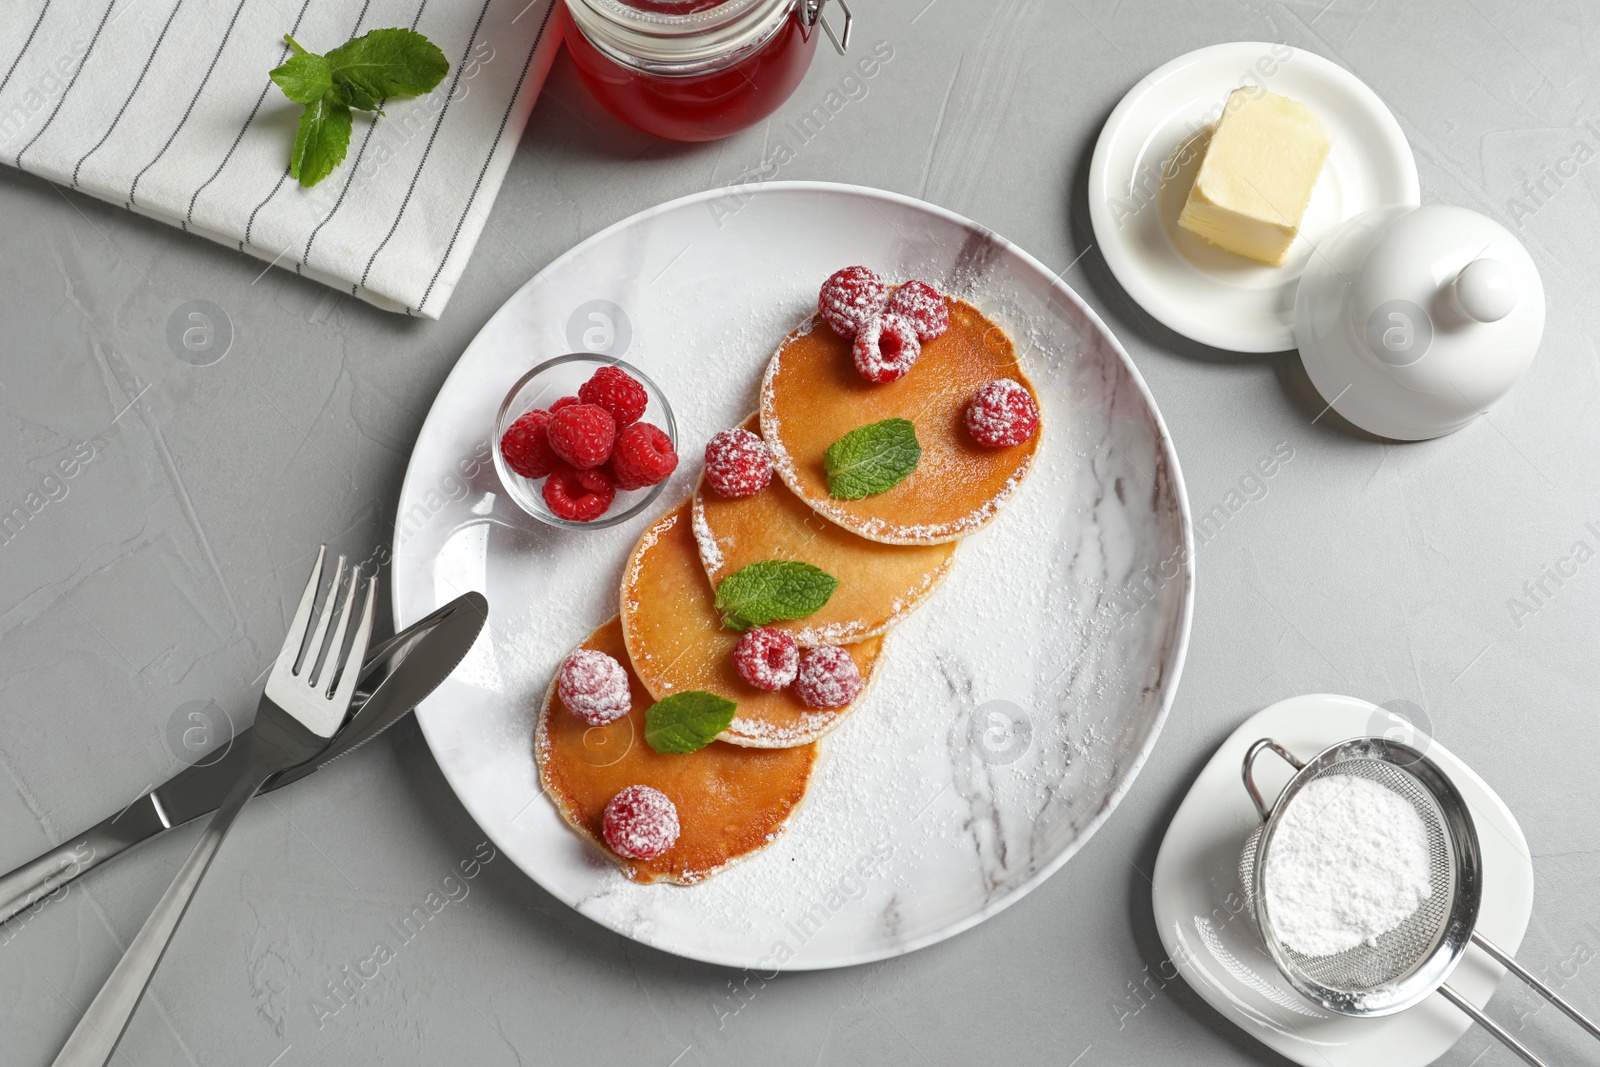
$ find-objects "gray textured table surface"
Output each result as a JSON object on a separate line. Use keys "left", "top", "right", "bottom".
{"left": 3, "top": 1, "right": 1597, "bottom": 1064}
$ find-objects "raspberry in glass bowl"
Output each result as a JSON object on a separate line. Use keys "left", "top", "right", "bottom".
{"left": 493, "top": 354, "right": 678, "bottom": 530}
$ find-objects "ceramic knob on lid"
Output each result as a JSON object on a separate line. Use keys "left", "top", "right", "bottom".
{"left": 1294, "top": 204, "right": 1545, "bottom": 440}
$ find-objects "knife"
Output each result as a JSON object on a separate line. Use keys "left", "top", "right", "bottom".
{"left": 0, "top": 591, "right": 487, "bottom": 928}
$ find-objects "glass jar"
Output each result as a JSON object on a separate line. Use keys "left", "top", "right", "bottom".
{"left": 562, "top": 0, "right": 850, "bottom": 142}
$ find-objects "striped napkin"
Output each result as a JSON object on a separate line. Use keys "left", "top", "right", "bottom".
{"left": 0, "top": 0, "right": 561, "bottom": 318}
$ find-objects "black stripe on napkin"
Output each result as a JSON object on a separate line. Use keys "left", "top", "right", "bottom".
{"left": 416, "top": 0, "right": 551, "bottom": 317}
{"left": 127, "top": 0, "right": 249, "bottom": 209}
{"left": 14, "top": 0, "right": 114, "bottom": 168}
{"left": 0, "top": 1, "right": 52, "bottom": 99}
{"left": 354, "top": 0, "right": 493, "bottom": 296}
{"left": 188, "top": 0, "right": 312, "bottom": 229}
{"left": 72, "top": 0, "right": 185, "bottom": 188}
{"left": 299, "top": 0, "right": 425, "bottom": 273}
{"left": 244, "top": 0, "right": 373, "bottom": 250}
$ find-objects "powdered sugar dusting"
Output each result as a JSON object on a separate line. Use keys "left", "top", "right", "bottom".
{"left": 689, "top": 489, "right": 726, "bottom": 573}
{"left": 724, "top": 707, "right": 841, "bottom": 746}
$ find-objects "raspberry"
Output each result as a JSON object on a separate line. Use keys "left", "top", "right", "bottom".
{"left": 966, "top": 379, "right": 1039, "bottom": 448}
{"left": 603, "top": 785, "right": 680, "bottom": 860}
{"left": 793, "top": 646, "right": 863, "bottom": 708}
{"left": 818, "top": 265, "right": 887, "bottom": 337}
{"left": 732, "top": 627, "right": 799, "bottom": 691}
{"left": 500, "top": 409, "right": 558, "bottom": 479}
{"left": 550, "top": 395, "right": 581, "bottom": 412}
{"left": 546, "top": 403, "right": 616, "bottom": 469}
{"left": 558, "top": 648, "right": 631, "bottom": 725}
{"left": 543, "top": 466, "right": 615, "bottom": 522}
{"left": 609, "top": 422, "right": 677, "bottom": 491}
{"left": 579, "top": 366, "right": 649, "bottom": 428}
{"left": 853, "top": 313, "right": 921, "bottom": 384}
{"left": 704, "top": 428, "right": 772, "bottom": 498}
{"left": 885, "top": 280, "right": 949, "bottom": 342}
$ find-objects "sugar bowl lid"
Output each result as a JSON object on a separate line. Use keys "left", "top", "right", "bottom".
{"left": 1294, "top": 204, "right": 1545, "bottom": 440}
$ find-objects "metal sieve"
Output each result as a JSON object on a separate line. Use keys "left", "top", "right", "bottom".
{"left": 1236, "top": 737, "right": 1600, "bottom": 1067}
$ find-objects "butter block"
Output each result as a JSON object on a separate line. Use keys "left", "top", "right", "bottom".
{"left": 1178, "top": 88, "right": 1332, "bottom": 266}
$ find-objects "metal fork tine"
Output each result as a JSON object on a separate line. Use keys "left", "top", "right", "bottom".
{"left": 312, "top": 571, "right": 360, "bottom": 696}
{"left": 273, "top": 546, "right": 326, "bottom": 680}
{"left": 300, "top": 555, "right": 347, "bottom": 682}
{"left": 330, "top": 579, "right": 377, "bottom": 713}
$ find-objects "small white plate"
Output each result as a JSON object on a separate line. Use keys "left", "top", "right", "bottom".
{"left": 1089, "top": 43, "right": 1420, "bottom": 353}
{"left": 391, "top": 182, "right": 1194, "bottom": 969}
{"left": 1151, "top": 693, "right": 1533, "bottom": 1067}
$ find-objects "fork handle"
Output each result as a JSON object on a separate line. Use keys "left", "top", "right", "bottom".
{"left": 49, "top": 746, "right": 273, "bottom": 1067}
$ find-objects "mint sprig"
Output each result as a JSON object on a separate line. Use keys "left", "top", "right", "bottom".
{"left": 824, "top": 418, "right": 921, "bottom": 499}
{"left": 270, "top": 29, "right": 448, "bottom": 187}
{"left": 714, "top": 560, "right": 839, "bottom": 630}
{"left": 644, "top": 691, "right": 737, "bottom": 754}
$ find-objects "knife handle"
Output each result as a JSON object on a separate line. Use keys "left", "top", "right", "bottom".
{"left": 0, "top": 594, "right": 483, "bottom": 932}
{"left": 0, "top": 805, "right": 163, "bottom": 929}
{"left": 0, "top": 750, "right": 290, "bottom": 931}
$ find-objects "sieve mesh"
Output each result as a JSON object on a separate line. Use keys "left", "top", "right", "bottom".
{"left": 1241, "top": 756, "right": 1456, "bottom": 993}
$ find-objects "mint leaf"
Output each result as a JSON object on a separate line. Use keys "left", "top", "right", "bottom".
{"left": 270, "top": 28, "right": 448, "bottom": 187}
{"left": 714, "top": 560, "right": 839, "bottom": 629}
{"left": 644, "top": 691, "right": 737, "bottom": 754}
{"left": 327, "top": 28, "right": 449, "bottom": 99}
{"left": 824, "top": 418, "right": 921, "bottom": 499}
{"left": 269, "top": 52, "right": 333, "bottom": 104}
{"left": 290, "top": 94, "right": 351, "bottom": 188}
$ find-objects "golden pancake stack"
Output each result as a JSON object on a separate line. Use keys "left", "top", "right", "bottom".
{"left": 536, "top": 280, "right": 1041, "bottom": 883}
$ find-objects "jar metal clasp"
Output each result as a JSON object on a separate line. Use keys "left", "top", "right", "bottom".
{"left": 801, "top": 0, "right": 852, "bottom": 55}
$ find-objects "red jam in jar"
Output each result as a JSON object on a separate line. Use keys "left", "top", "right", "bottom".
{"left": 562, "top": 0, "right": 837, "bottom": 142}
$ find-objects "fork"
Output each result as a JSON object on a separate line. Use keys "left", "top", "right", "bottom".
{"left": 52, "top": 547, "right": 376, "bottom": 1067}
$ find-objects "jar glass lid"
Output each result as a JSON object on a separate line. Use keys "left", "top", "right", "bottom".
{"left": 570, "top": 0, "right": 797, "bottom": 66}
{"left": 587, "top": 0, "right": 773, "bottom": 33}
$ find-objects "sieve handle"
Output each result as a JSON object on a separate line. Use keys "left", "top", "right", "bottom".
{"left": 1471, "top": 931, "right": 1600, "bottom": 1042}
{"left": 1241, "top": 738, "right": 1305, "bottom": 823}
{"left": 1438, "top": 984, "right": 1550, "bottom": 1067}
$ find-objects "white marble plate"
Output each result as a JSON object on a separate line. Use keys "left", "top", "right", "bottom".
{"left": 391, "top": 182, "right": 1193, "bottom": 969}
{"left": 1089, "top": 42, "right": 1420, "bottom": 353}
{"left": 1152, "top": 694, "right": 1534, "bottom": 1066}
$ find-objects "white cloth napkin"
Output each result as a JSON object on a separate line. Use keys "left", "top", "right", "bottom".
{"left": 0, "top": 0, "right": 561, "bottom": 318}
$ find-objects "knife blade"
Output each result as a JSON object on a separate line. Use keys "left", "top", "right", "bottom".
{"left": 0, "top": 591, "right": 487, "bottom": 928}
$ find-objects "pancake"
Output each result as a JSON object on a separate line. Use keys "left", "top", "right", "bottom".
{"left": 692, "top": 415, "right": 958, "bottom": 646}
{"left": 759, "top": 298, "right": 1041, "bottom": 545}
{"left": 536, "top": 617, "right": 817, "bottom": 884}
{"left": 621, "top": 502, "right": 883, "bottom": 747}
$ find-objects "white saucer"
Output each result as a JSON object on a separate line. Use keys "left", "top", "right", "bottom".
{"left": 1088, "top": 43, "right": 1420, "bottom": 353}
{"left": 1151, "top": 693, "right": 1533, "bottom": 1067}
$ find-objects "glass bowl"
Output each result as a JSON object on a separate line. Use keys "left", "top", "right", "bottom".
{"left": 492, "top": 354, "right": 678, "bottom": 529}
